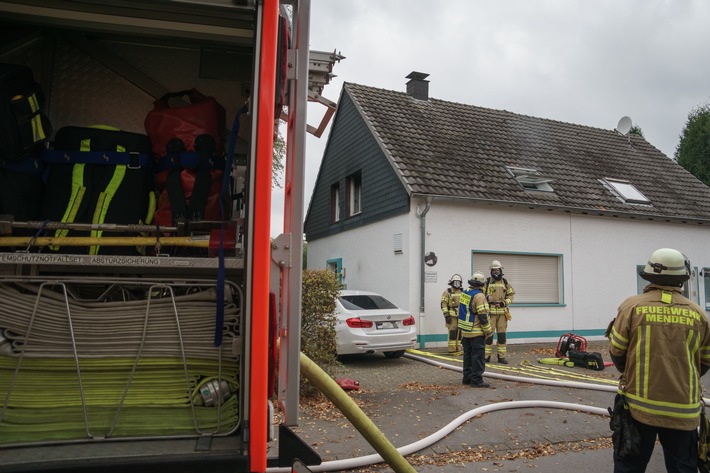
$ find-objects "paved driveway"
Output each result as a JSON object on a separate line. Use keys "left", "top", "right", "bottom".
{"left": 283, "top": 341, "right": 699, "bottom": 472}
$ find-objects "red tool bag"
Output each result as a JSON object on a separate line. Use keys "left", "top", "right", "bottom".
{"left": 144, "top": 89, "right": 227, "bottom": 226}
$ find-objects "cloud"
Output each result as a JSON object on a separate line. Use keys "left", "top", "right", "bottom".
{"left": 270, "top": 0, "right": 710, "bottom": 237}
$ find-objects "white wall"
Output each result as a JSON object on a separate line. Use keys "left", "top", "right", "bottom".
{"left": 306, "top": 213, "right": 412, "bottom": 310}
{"left": 308, "top": 198, "right": 710, "bottom": 347}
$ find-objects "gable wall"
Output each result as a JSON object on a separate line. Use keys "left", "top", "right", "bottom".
{"left": 304, "top": 93, "right": 409, "bottom": 241}
{"left": 306, "top": 212, "right": 413, "bottom": 311}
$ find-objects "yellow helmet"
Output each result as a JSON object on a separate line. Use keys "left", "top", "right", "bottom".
{"left": 490, "top": 260, "right": 503, "bottom": 270}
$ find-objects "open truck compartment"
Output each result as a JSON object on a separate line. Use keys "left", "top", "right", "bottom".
{"left": 0, "top": 1, "right": 301, "bottom": 471}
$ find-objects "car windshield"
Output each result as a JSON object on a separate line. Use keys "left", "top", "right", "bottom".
{"left": 339, "top": 295, "right": 397, "bottom": 310}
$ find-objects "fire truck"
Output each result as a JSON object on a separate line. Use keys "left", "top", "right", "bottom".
{"left": 0, "top": 1, "right": 339, "bottom": 471}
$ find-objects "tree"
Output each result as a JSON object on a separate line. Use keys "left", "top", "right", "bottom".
{"left": 630, "top": 125, "right": 644, "bottom": 138}
{"left": 272, "top": 128, "right": 285, "bottom": 188}
{"left": 675, "top": 103, "right": 710, "bottom": 187}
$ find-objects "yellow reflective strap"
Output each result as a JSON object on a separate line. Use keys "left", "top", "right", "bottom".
{"left": 50, "top": 164, "right": 86, "bottom": 251}
{"left": 89, "top": 164, "right": 127, "bottom": 255}
{"left": 145, "top": 191, "right": 156, "bottom": 225}
{"left": 687, "top": 330, "right": 701, "bottom": 404}
{"left": 28, "top": 93, "right": 46, "bottom": 142}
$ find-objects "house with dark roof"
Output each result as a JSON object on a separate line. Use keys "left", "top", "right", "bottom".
{"left": 304, "top": 71, "right": 710, "bottom": 348}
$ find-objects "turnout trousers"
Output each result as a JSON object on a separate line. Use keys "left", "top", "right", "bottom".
{"left": 462, "top": 336, "right": 486, "bottom": 385}
{"left": 613, "top": 416, "right": 697, "bottom": 473}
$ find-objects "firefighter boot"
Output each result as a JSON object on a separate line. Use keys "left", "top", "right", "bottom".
{"left": 497, "top": 334, "right": 508, "bottom": 364}
{"left": 485, "top": 335, "right": 493, "bottom": 363}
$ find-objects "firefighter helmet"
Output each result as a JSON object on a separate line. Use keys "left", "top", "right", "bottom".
{"left": 639, "top": 248, "right": 691, "bottom": 286}
{"left": 490, "top": 260, "right": 503, "bottom": 280}
{"left": 468, "top": 272, "right": 486, "bottom": 287}
{"left": 448, "top": 274, "right": 463, "bottom": 289}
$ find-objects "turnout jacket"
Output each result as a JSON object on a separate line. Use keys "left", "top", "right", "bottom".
{"left": 609, "top": 284, "right": 710, "bottom": 431}
{"left": 458, "top": 287, "right": 491, "bottom": 338}
{"left": 485, "top": 277, "right": 515, "bottom": 317}
{"left": 441, "top": 288, "right": 462, "bottom": 318}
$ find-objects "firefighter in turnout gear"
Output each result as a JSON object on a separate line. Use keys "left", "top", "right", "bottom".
{"left": 608, "top": 248, "right": 710, "bottom": 473}
{"left": 441, "top": 274, "right": 464, "bottom": 354}
{"left": 484, "top": 260, "right": 515, "bottom": 364}
{"left": 459, "top": 272, "right": 493, "bottom": 388}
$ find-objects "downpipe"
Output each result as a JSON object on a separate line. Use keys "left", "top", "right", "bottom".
{"left": 417, "top": 196, "right": 432, "bottom": 350}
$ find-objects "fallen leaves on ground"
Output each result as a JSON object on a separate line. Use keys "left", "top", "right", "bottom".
{"left": 354, "top": 437, "right": 613, "bottom": 472}
{"left": 399, "top": 381, "right": 461, "bottom": 395}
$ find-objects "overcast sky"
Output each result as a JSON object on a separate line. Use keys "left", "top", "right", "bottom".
{"left": 270, "top": 0, "right": 710, "bottom": 238}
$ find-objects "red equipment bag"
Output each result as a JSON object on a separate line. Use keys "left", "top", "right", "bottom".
{"left": 556, "top": 332, "right": 587, "bottom": 358}
{"left": 144, "top": 89, "right": 227, "bottom": 226}
{"left": 145, "top": 89, "right": 225, "bottom": 160}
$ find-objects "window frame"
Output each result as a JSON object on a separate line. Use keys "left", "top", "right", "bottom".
{"left": 472, "top": 251, "right": 564, "bottom": 306}
{"left": 601, "top": 178, "right": 651, "bottom": 205}
{"left": 345, "top": 171, "right": 362, "bottom": 217}
{"left": 330, "top": 183, "right": 340, "bottom": 223}
{"left": 506, "top": 166, "right": 555, "bottom": 193}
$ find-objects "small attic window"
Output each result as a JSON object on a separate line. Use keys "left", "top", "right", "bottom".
{"left": 601, "top": 178, "right": 650, "bottom": 204}
{"left": 506, "top": 166, "right": 555, "bottom": 192}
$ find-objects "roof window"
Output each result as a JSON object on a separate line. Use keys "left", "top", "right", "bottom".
{"left": 506, "top": 166, "right": 555, "bottom": 192}
{"left": 601, "top": 178, "right": 650, "bottom": 204}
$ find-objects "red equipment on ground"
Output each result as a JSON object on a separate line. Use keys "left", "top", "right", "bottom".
{"left": 556, "top": 332, "right": 587, "bottom": 358}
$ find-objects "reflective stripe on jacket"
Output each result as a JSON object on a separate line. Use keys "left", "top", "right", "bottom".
{"left": 458, "top": 287, "right": 491, "bottom": 337}
{"left": 485, "top": 277, "right": 515, "bottom": 316}
{"left": 441, "top": 288, "right": 462, "bottom": 317}
{"left": 609, "top": 284, "right": 710, "bottom": 430}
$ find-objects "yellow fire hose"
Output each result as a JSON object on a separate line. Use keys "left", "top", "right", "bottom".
{"left": 299, "top": 351, "right": 417, "bottom": 473}
{"left": 0, "top": 236, "right": 208, "bottom": 248}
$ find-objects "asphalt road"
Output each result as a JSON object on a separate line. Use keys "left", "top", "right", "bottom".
{"left": 277, "top": 341, "right": 701, "bottom": 472}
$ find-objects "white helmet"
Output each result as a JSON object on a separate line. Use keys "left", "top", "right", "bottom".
{"left": 448, "top": 274, "right": 463, "bottom": 289}
{"left": 490, "top": 260, "right": 503, "bottom": 270}
{"left": 639, "top": 248, "right": 691, "bottom": 286}
{"left": 468, "top": 272, "right": 486, "bottom": 287}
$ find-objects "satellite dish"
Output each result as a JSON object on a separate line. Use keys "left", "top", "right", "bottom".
{"left": 616, "top": 116, "right": 633, "bottom": 135}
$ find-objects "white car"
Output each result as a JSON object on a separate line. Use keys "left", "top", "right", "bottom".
{"left": 334, "top": 290, "right": 417, "bottom": 358}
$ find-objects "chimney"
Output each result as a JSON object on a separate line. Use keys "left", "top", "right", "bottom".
{"left": 405, "top": 71, "right": 429, "bottom": 100}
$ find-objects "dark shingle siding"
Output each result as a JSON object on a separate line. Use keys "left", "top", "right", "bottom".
{"left": 345, "top": 82, "right": 710, "bottom": 222}
{"left": 305, "top": 93, "right": 409, "bottom": 241}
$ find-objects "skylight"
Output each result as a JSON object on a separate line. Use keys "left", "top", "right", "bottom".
{"left": 506, "top": 166, "right": 555, "bottom": 192}
{"left": 601, "top": 178, "right": 650, "bottom": 204}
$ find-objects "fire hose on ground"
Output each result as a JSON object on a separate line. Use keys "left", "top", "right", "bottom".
{"left": 270, "top": 350, "right": 705, "bottom": 473}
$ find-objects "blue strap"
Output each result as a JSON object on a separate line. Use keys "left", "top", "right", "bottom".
{"left": 1, "top": 156, "right": 43, "bottom": 174}
{"left": 42, "top": 149, "right": 151, "bottom": 168}
{"left": 214, "top": 105, "right": 247, "bottom": 347}
{"left": 155, "top": 152, "right": 226, "bottom": 172}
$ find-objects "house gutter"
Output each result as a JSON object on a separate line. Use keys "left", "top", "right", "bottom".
{"left": 410, "top": 193, "right": 710, "bottom": 226}
{"left": 417, "top": 196, "right": 432, "bottom": 349}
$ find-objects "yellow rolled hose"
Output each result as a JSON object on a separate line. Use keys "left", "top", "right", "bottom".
{"left": 0, "top": 236, "right": 209, "bottom": 247}
{"left": 299, "top": 351, "right": 417, "bottom": 473}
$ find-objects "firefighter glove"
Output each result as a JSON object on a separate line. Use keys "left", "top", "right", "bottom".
{"left": 445, "top": 316, "right": 452, "bottom": 325}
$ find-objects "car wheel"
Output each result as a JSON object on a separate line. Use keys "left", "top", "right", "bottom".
{"left": 383, "top": 350, "right": 405, "bottom": 359}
